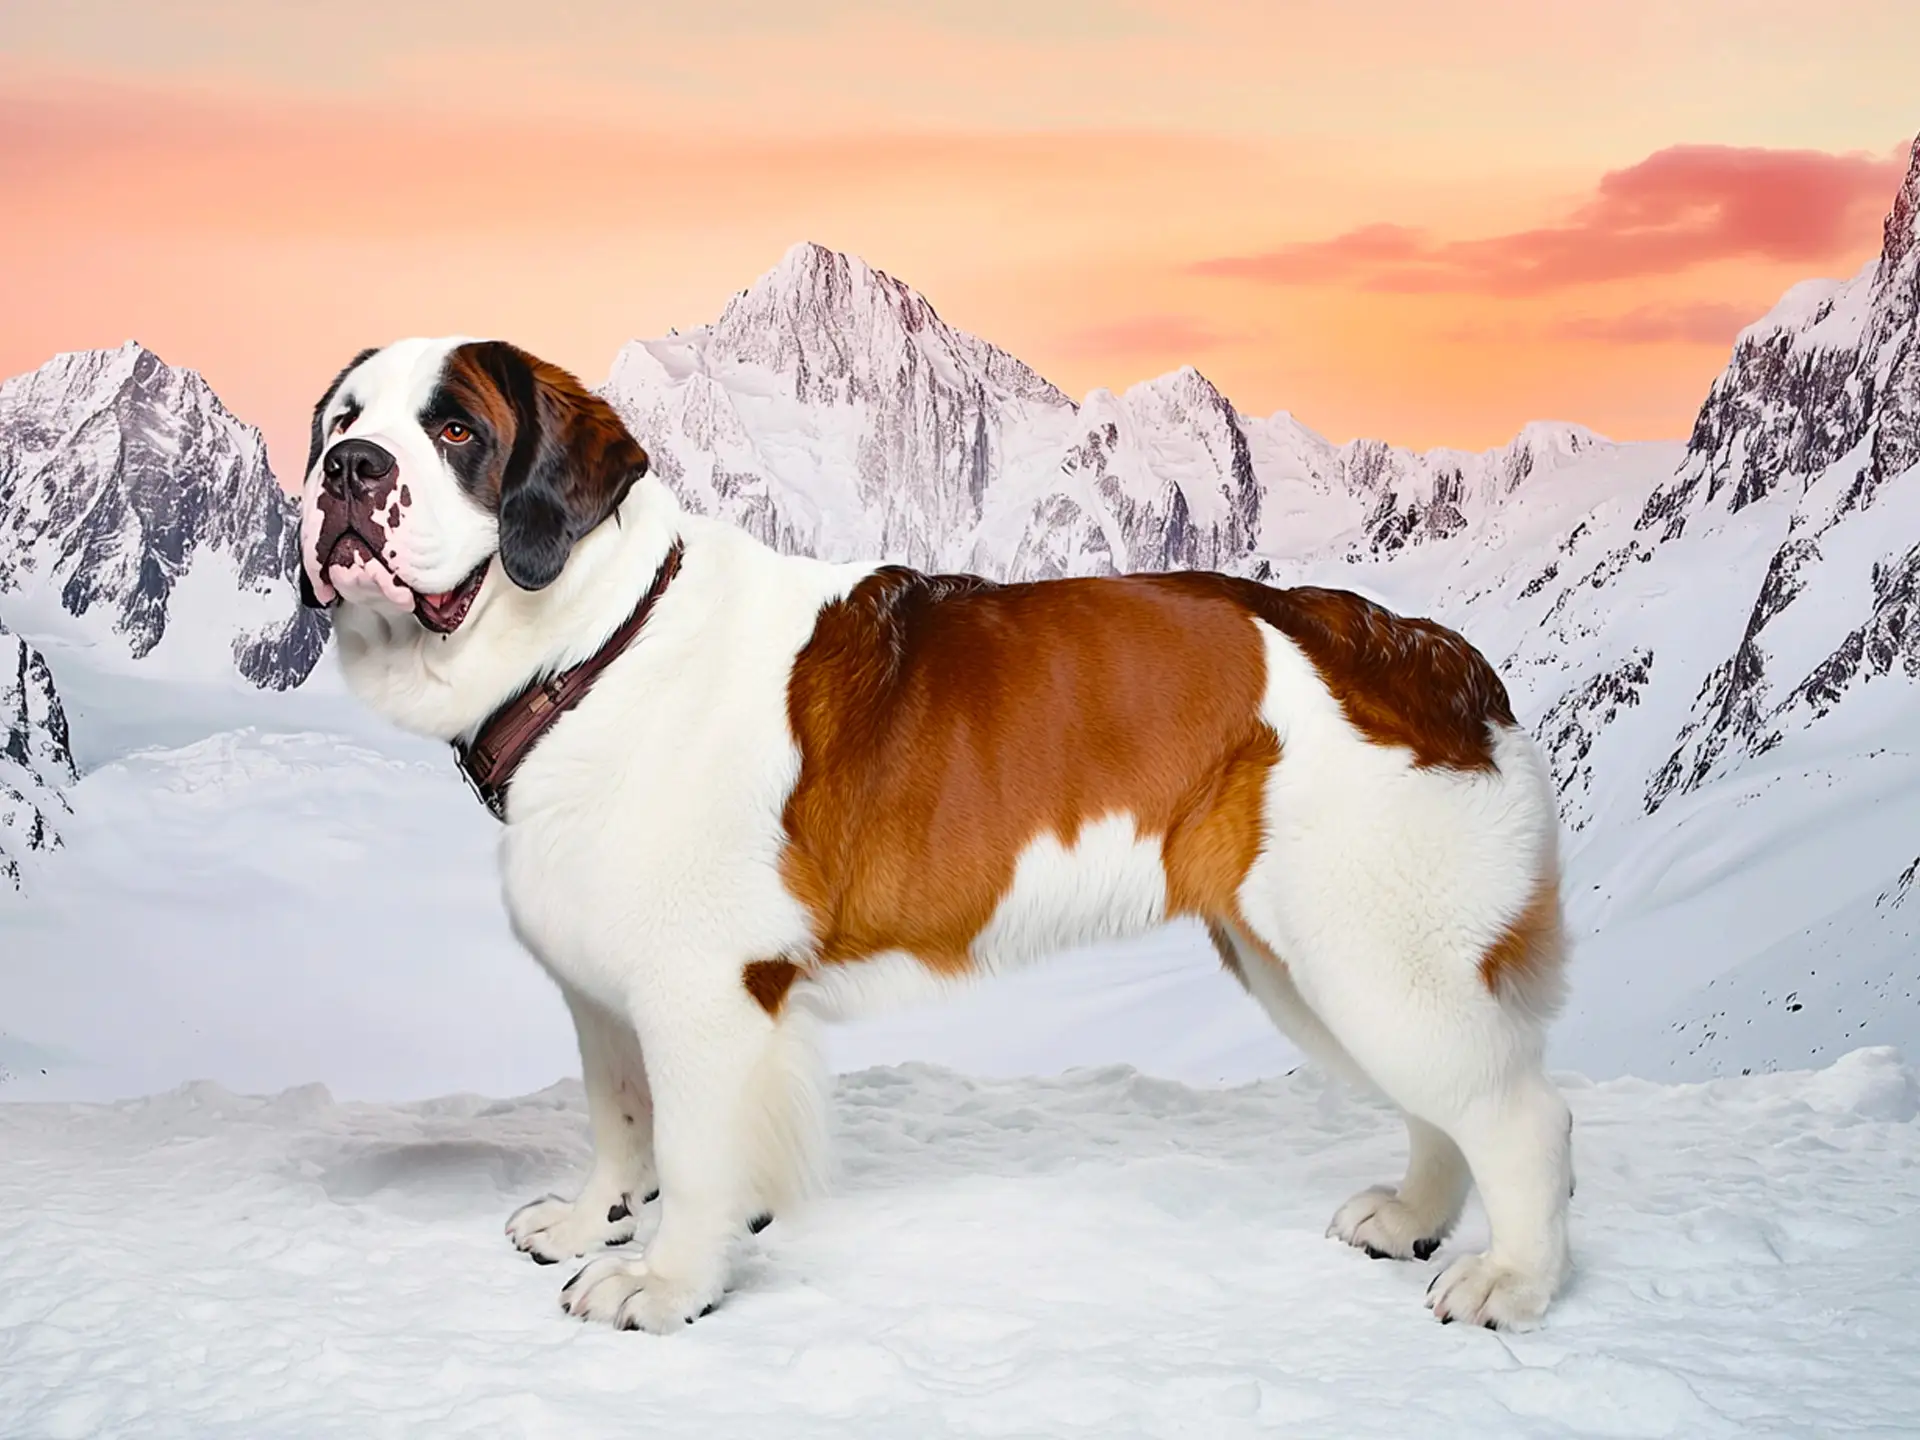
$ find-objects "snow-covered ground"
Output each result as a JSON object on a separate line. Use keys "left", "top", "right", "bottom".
{"left": 3, "top": 1049, "right": 1915, "bottom": 1438}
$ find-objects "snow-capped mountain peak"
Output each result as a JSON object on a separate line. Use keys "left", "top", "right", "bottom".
{"left": 1646, "top": 135, "right": 1920, "bottom": 537}
{"left": 711, "top": 240, "right": 1072, "bottom": 411}
{"left": 1633, "top": 137, "right": 1920, "bottom": 808}
{"left": 604, "top": 243, "right": 1635, "bottom": 581}
{"left": 604, "top": 243, "right": 1082, "bottom": 572}
{"left": 0, "top": 341, "right": 327, "bottom": 690}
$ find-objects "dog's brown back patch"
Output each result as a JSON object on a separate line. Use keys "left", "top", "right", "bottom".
{"left": 1243, "top": 581, "right": 1515, "bottom": 772}
{"left": 780, "top": 569, "right": 1276, "bottom": 978}
{"left": 773, "top": 567, "right": 1518, "bottom": 995}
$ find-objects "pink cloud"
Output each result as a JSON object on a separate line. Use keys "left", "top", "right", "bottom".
{"left": 1443, "top": 300, "right": 1760, "bottom": 348}
{"left": 1548, "top": 301, "right": 1756, "bottom": 345}
{"left": 1195, "top": 144, "right": 1905, "bottom": 295}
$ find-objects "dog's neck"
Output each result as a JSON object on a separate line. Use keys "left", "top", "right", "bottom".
{"left": 453, "top": 536, "right": 684, "bottom": 819}
{"left": 330, "top": 477, "right": 687, "bottom": 745}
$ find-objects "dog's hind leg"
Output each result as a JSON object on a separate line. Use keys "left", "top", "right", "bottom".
{"left": 1327, "top": 1115, "right": 1471, "bottom": 1262}
{"left": 507, "top": 985, "right": 657, "bottom": 1264}
{"left": 1235, "top": 859, "right": 1572, "bottom": 1329}
{"left": 1212, "top": 920, "right": 1470, "bottom": 1262}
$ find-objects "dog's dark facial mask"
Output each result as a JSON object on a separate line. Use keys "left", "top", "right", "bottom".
{"left": 433, "top": 341, "right": 652, "bottom": 593}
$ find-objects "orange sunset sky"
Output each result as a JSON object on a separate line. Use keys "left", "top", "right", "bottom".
{"left": 4, "top": 1, "right": 1917, "bottom": 481}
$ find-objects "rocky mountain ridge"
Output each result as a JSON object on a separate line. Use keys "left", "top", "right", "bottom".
{"left": 1640, "top": 137, "right": 1920, "bottom": 812}
{"left": 600, "top": 242, "right": 1614, "bottom": 581}
{"left": 0, "top": 613, "right": 76, "bottom": 892}
{"left": 0, "top": 340, "right": 327, "bottom": 691}
{"left": 1322, "top": 134, "right": 1920, "bottom": 1077}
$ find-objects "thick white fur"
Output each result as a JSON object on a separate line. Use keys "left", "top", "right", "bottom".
{"left": 313, "top": 341, "right": 1572, "bottom": 1334}
{"left": 1235, "top": 626, "right": 1572, "bottom": 1325}
{"left": 973, "top": 814, "right": 1168, "bottom": 976}
{"left": 505, "top": 986, "right": 653, "bottom": 1264}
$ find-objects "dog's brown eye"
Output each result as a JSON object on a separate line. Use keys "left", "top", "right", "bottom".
{"left": 330, "top": 413, "right": 350, "bottom": 436}
{"left": 440, "top": 421, "right": 472, "bottom": 444}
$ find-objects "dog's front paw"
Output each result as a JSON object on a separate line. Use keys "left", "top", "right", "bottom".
{"left": 558, "top": 1254, "right": 724, "bottom": 1332}
{"left": 506, "top": 1190, "right": 651, "bottom": 1264}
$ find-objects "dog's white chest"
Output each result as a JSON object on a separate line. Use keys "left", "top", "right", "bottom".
{"left": 492, "top": 545, "right": 868, "bottom": 1011}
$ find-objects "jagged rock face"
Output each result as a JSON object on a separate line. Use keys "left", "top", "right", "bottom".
{"left": 1644, "top": 142, "right": 1920, "bottom": 536}
{"left": 1535, "top": 649, "right": 1654, "bottom": 833}
{"left": 1639, "top": 136, "right": 1920, "bottom": 812}
{"left": 1338, "top": 422, "right": 1609, "bottom": 560}
{"left": 1643, "top": 536, "right": 1818, "bottom": 808}
{"left": 0, "top": 615, "right": 76, "bottom": 894}
{"left": 1032, "top": 368, "right": 1263, "bottom": 577}
{"left": 1304, "top": 136, "right": 1920, "bottom": 1078}
{"left": 1777, "top": 542, "right": 1920, "bottom": 725}
{"left": 0, "top": 342, "right": 328, "bottom": 689}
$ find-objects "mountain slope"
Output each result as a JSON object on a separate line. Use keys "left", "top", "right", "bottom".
{"left": 0, "top": 342, "right": 328, "bottom": 690}
{"left": 1643, "top": 136, "right": 1920, "bottom": 810}
{"left": 1295, "top": 135, "right": 1920, "bottom": 1078}
{"left": 603, "top": 243, "right": 1079, "bottom": 573}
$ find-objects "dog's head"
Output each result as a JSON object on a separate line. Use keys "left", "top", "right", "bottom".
{"left": 298, "top": 338, "right": 649, "bottom": 634}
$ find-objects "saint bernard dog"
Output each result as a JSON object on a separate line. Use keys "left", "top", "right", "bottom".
{"left": 299, "top": 337, "right": 1574, "bottom": 1334}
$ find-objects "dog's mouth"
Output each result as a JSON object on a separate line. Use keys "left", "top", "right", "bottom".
{"left": 322, "top": 530, "right": 489, "bottom": 635}
{"left": 413, "top": 557, "right": 491, "bottom": 635}
{"left": 325, "top": 531, "right": 379, "bottom": 576}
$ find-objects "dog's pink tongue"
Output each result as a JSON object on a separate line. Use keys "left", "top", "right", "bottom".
{"left": 425, "top": 580, "right": 477, "bottom": 623}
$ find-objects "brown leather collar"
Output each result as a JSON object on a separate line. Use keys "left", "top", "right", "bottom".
{"left": 453, "top": 539, "right": 685, "bottom": 820}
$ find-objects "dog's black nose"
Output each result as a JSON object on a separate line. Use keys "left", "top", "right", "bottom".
{"left": 322, "top": 438, "right": 396, "bottom": 497}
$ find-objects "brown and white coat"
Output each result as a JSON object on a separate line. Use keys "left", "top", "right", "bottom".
{"left": 302, "top": 337, "right": 1574, "bottom": 1337}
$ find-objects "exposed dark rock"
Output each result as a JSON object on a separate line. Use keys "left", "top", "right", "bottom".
{"left": 1535, "top": 650, "right": 1653, "bottom": 830}
{"left": 0, "top": 615, "right": 75, "bottom": 893}
{"left": 0, "top": 342, "right": 328, "bottom": 689}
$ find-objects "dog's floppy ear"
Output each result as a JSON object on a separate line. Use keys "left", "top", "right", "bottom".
{"left": 468, "top": 342, "right": 649, "bottom": 591}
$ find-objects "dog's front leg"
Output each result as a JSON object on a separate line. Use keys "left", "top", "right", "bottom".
{"left": 507, "top": 987, "right": 657, "bottom": 1263}
{"left": 560, "top": 958, "right": 803, "bottom": 1331}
